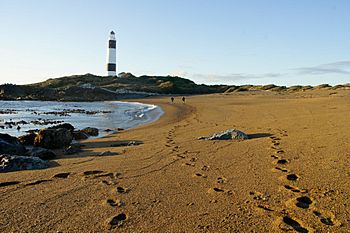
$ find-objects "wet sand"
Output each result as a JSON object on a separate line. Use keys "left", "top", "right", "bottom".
{"left": 1, "top": 89, "right": 350, "bottom": 232}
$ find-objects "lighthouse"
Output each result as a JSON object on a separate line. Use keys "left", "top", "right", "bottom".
{"left": 107, "top": 31, "right": 117, "bottom": 76}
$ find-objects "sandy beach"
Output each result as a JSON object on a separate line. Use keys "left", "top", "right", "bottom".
{"left": 1, "top": 90, "right": 350, "bottom": 232}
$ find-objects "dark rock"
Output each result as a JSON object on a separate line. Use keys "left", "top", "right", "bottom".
{"left": 64, "top": 145, "right": 83, "bottom": 155}
{"left": 0, "top": 133, "right": 27, "bottom": 155}
{"left": 72, "top": 130, "right": 89, "bottom": 140}
{"left": 110, "top": 140, "right": 142, "bottom": 147}
{"left": 0, "top": 154, "right": 49, "bottom": 172}
{"left": 34, "top": 128, "right": 73, "bottom": 149}
{"left": 104, "top": 129, "right": 117, "bottom": 134}
{"left": 48, "top": 123, "right": 75, "bottom": 132}
{"left": 18, "top": 133, "right": 37, "bottom": 146}
{"left": 81, "top": 127, "right": 99, "bottom": 136}
{"left": 199, "top": 129, "right": 248, "bottom": 140}
{"left": 26, "top": 147, "right": 56, "bottom": 160}
{"left": 98, "top": 151, "right": 117, "bottom": 156}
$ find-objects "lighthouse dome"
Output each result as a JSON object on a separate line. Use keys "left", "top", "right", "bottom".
{"left": 109, "top": 31, "right": 116, "bottom": 40}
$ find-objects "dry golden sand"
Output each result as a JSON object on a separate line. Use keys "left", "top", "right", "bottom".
{"left": 1, "top": 90, "right": 350, "bottom": 232}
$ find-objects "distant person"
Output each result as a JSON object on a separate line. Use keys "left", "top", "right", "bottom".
{"left": 171, "top": 97, "right": 174, "bottom": 103}
{"left": 182, "top": 96, "right": 186, "bottom": 103}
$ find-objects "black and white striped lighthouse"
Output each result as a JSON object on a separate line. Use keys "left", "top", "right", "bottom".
{"left": 107, "top": 31, "right": 117, "bottom": 76}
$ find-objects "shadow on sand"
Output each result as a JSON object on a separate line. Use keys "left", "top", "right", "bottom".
{"left": 81, "top": 140, "right": 143, "bottom": 149}
{"left": 248, "top": 133, "right": 273, "bottom": 139}
{"left": 51, "top": 139, "right": 143, "bottom": 162}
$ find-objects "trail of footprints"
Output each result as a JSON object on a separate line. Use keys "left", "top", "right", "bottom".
{"left": 82, "top": 170, "right": 129, "bottom": 229}
{"left": 1, "top": 127, "right": 340, "bottom": 231}
{"left": 0, "top": 169, "right": 129, "bottom": 229}
{"left": 265, "top": 130, "right": 338, "bottom": 231}
{"left": 167, "top": 125, "right": 233, "bottom": 206}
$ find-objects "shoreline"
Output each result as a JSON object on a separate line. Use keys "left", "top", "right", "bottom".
{"left": 1, "top": 90, "right": 349, "bottom": 232}
{"left": 0, "top": 100, "right": 164, "bottom": 138}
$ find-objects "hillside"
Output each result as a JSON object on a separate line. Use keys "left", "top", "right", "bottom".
{"left": 0, "top": 73, "right": 349, "bottom": 101}
{"left": 0, "top": 73, "right": 228, "bottom": 101}
{"left": 30, "top": 72, "right": 229, "bottom": 94}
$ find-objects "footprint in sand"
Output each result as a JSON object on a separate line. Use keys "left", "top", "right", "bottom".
{"left": 172, "top": 148, "right": 179, "bottom": 152}
{"left": 217, "top": 177, "right": 227, "bottom": 184}
{"left": 0, "top": 181, "right": 20, "bottom": 187}
{"left": 53, "top": 172, "right": 70, "bottom": 179}
{"left": 269, "top": 136, "right": 281, "bottom": 141}
{"left": 286, "top": 174, "right": 299, "bottom": 181}
{"left": 208, "top": 187, "right": 226, "bottom": 193}
{"left": 313, "top": 210, "right": 336, "bottom": 226}
{"left": 83, "top": 170, "right": 104, "bottom": 176}
{"left": 183, "top": 162, "right": 195, "bottom": 167}
{"left": 271, "top": 155, "right": 279, "bottom": 159}
{"left": 271, "top": 141, "right": 280, "bottom": 146}
{"left": 275, "top": 149, "right": 285, "bottom": 154}
{"left": 276, "top": 159, "right": 289, "bottom": 165}
{"left": 109, "top": 213, "right": 128, "bottom": 228}
{"left": 282, "top": 216, "right": 310, "bottom": 233}
{"left": 25, "top": 179, "right": 52, "bottom": 186}
{"left": 106, "top": 198, "right": 124, "bottom": 207}
{"left": 116, "top": 186, "right": 128, "bottom": 194}
{"left": 94, "top": 172, "right": 115, "bottom": 178}
{"left": 284, "top": 185, "right": 307, "bottom": 193}
{"left": 274, "top": 167, "right": 289, "bottom": 172}
{"left": 176, "top": 154, "right": 186, "bottom": 159}
{"left": 295, "top": 196, "right": 313, "bottom": 209}
{"left": 193, "top": 173, "right": 207, "bottom": 178}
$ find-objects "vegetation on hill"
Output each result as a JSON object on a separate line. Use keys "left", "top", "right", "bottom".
{"left": 0, "top": 73, "right": 349, "bottom": 101}
{"left": 30, "top": 73, "right": 229, "bottom": 94}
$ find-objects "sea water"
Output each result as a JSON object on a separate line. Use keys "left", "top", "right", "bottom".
{"left": 0, "top": 100, "right": 163, "bottom": 137}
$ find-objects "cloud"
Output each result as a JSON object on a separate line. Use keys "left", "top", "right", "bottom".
{"left": 180, "top": 60, "right": 350, "bottom": 85}
{"left": 191, "top": 72, "right": 284, "bottom": 83}
{"left": 294, "top": 61, "right": 350, "bottom": 75}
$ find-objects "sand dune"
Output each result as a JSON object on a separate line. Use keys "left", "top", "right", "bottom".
{"left": 1, "top": 90, "right": 350, "bottom": 232}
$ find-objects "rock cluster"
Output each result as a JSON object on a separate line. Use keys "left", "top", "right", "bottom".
{"left": 34, "top": 128, "right": 73, "bottom": 149}
{"left": 0, "top": 154, "right": 49, "bottom": 172}
{"left": 0, "top": 133, "right": 27, "bottom": 155}
{"left": 0, "top": 133, "right": 53, "bottom": 172}
{"left": 18, "top": 133, "right": 37, "bottom": 145}
{"left": 26, "top": 147, "right": 56, "bottom": 160}
{"left": 72, "top": 130, "right": 89, "bottom": 140}
{"left": 0, "top": 123, "right": 101, "bottom": 172}
{"left": 81, "top": 127, "right": 99, "bottom": 137}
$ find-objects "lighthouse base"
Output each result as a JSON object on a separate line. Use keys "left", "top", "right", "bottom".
{"left": 108, "top": 71, "right": 117, "bottom": 76}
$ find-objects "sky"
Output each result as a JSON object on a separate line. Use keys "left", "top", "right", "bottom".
{"left": 0, "top": 0, "right": 349, "bottom": 86}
